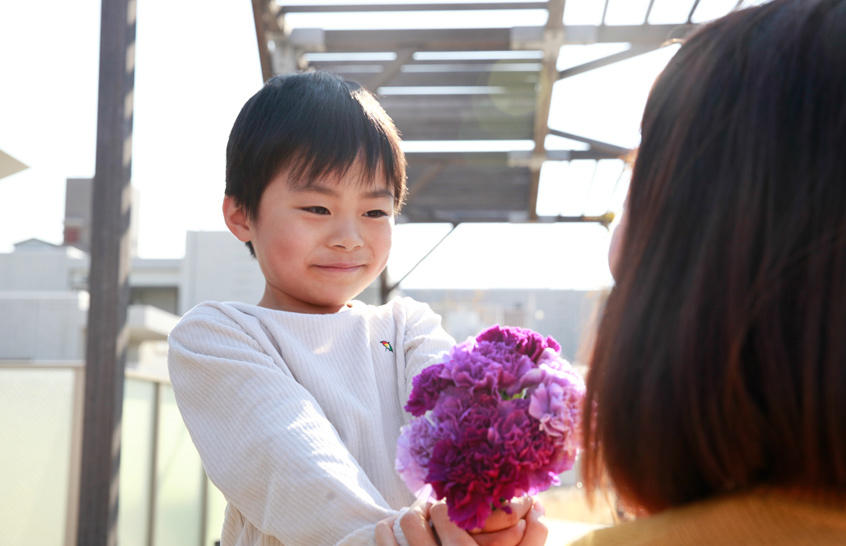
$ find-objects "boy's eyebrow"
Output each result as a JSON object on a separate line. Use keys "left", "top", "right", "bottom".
{"left": 296, "top": 184, "right": 394, "bottom": 200}
{"left": 362, "top": 188, "right": 395, "bottom": 200}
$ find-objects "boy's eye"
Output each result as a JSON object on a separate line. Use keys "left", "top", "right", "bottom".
{"left": 365, "top": 209, "right": 389, "bottom": 218}
{"left": 302, "top": 206, "right": 330, "bottom": 215}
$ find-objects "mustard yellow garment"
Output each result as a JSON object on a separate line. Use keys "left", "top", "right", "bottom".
{"left": 569, "top": 489, "right": 846, "bottom": 545}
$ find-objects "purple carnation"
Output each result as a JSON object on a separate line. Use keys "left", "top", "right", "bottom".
{"left": 396, "top": 325, "right": 585, "bottom": 531}
{"left": 396, "top": 418, "right": 437, "bottom": 493}
{"left": 476, "top": 325, "right": 561, "bottom": 362}
{"left": 405, "top": 363, "right": 451, "bottom": 416}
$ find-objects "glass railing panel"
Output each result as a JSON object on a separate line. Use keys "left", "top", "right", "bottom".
{"left": 0, "top": 368, "right": 75, "bottom": 546}
{"left": 153, "top": 385, "right": 203, "bottom": 546}
{"left": 119, "top": 378, "right": 156, "bottom": 546}
{"left": 205, "top": 477, "right": 227, "bottom": 545}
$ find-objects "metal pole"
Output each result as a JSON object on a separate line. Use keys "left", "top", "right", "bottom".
{"left": 146, "top": 383, "right": 161, "bottom": 546}
{"left": 76, "top": 0, "right": 137, "bottom": 543}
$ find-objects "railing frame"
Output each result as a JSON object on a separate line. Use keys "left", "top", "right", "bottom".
{"left": 0, "top": 361, "right": 215, "bottom": 546}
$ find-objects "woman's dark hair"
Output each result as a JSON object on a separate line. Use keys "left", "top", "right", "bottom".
{"left": 583, "top": 0, "right": 846, "bottom": 513}
{"left": 225, "top": 71, "right": 406, "bottom": 256}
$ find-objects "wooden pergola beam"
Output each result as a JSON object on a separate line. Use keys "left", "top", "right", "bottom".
{"left": 547, "top": 128, "right": 631, "bottom": 156}
{"left": 527, "top": 0, "right": 565, "bottom": 220}
{"left": 365, "top": 48, "right": 415, "bottom": 93}
{"left": 558, "top": 44, "right": 658, "bottom": 80}
{"left": 252, "top": 0, "right": 274, "bottom": 82}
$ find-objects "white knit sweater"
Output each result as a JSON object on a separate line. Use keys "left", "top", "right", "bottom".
{"left": 168, "top": 297, "right": 455, "bottom": 545}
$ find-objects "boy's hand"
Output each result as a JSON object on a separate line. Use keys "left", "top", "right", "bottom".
{"left": 462, "top": 496, "right": 548, "bottom": 546}
{"left": 379, "top": 497, "right": 547, "bottom": 546}
{"left": 472, "top": 496, "right": 533, "bottom": 534}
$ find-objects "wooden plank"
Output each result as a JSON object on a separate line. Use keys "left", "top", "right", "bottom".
{"left": 76, "top": 0, "right": 136, "bottom": 544}
{"left": 279, "top": 2, "right": 549, "bottom": 13}
{"left": 397, "top": 122, "right": 534, "bottom": 140}
{"left": 406, "top": 149, "right": 620, "bottom": 161}
{"left": 406, "top": 164, "right": 531, "bottom": 211}
{"left": 292, "top": 25, "right": 697, "bottom": 52}
{"left": 380, "top": 93, "right": 536, "bottom": 111}
{"left": 385, "top": 71, "right": 540, "bottom": 87}
{"left": 306, "top": 58, "right": 542, "bottom": 68}
{"left": 313, "top": 28, "right": 514, "bottom": 51}
{"left": 386, "top": 92, "right": 536, "bottom": 140}
{"left": 310, "top": 67, "right": 540, "bottom": 87}
{"left": 407, "top": 161, "right": 449, "bottom": 200}
{"left": 564, "top": 23, "right": 697, "bottom": 44}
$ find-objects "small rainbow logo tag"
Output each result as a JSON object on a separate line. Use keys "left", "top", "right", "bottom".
{"left": 380, "top": 340, "right": 393, "bottom": 352}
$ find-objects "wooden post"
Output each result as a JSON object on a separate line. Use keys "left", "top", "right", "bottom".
{"left": 527, "top": 0, "right": 566, "bottom": 220}
{"left": 76, "top": 0, "right": 137, "bottom": 544}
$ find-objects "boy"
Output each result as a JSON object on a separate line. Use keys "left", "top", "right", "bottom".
{"left": 168, "top": 72, "right": 540, "bottom": 545}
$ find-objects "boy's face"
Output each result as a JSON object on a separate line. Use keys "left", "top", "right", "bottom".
{"left": 227, "top": 160, "right": 394, "bottom": 313}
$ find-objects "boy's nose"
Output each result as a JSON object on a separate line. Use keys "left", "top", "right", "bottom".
{"left": 330, "top": 219, "right": 364, "bottom": 250}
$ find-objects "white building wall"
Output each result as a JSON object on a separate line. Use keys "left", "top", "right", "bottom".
{"left": 0, "top": 292, "right": 88, "bottom": 360}
{"left": 0, "top": 245, "right": 87, "bottom": 291}
{"left": 129, "top": 258, "right": 181, "bottom": 287}
{"left": 180, "top": 231, "right": 265, "bottom": 312}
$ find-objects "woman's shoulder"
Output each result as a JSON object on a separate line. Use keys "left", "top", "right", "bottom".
{"left": 568, "top": 489, "right": 846, "bottom": 546}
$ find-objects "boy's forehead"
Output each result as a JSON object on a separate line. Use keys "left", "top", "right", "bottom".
{"left": 281, "top": 159, "right": 392, "bottom": 194}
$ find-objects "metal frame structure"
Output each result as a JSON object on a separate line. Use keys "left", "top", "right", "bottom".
{"left": 250, "top": 1, "right": 715, "bottom": 227}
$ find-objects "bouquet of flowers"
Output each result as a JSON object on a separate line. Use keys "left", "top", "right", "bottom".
{"left": 395, "top": 325, "right": 585, "bottom": 530}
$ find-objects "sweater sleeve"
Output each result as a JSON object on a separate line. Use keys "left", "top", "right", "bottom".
{"left": 168, "top": 304, "right": 394, "bottom": 545}
{"left": 397, "top": 298, "right": 456, "bottom": 406}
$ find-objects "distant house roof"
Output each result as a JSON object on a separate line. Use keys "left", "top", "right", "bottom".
{"left": 13, "top": 238, "right": 86, "bottom": 258}
{"left": 13, "top": 238, "right": 62, "bottom": 250}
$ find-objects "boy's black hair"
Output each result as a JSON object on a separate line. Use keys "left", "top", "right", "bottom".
{"left": 225, "top": 71, "right": 407, "bottom": 256}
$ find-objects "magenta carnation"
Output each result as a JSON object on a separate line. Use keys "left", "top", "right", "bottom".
{"left": 396, "top": 325, "right": 585, "bottom": 531}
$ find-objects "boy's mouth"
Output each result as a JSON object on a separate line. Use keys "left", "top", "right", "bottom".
{"left": 313, "top": 263, "right": 365, "bottom": 272}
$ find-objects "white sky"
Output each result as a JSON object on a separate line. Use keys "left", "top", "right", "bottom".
{"left": 0, "top": 0, "right": 728, "bottom": 290}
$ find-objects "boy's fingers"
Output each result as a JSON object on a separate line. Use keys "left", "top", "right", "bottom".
{"left": 430, "top": 502, "right": 477, "bottom": 546}
{"left": 476, "top": 496, "right": 534, "bottom": 533}
{"left": 399, "top": 503, "right": 439, "bottom": 546}
{"left": 471, "top": 519, "right": 526, "bottom": 546}
{"left": 375, "top": 516, "right": 400, "bottom": 546}
{"left": 517, "top": 507, "right": 548, "bottom": 546}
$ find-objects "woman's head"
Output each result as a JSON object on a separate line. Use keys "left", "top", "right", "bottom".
{"left": 585, "top": 0, "right": 846, "bottom": 513}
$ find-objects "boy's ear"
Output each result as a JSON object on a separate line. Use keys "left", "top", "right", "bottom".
{"left": 222, "top": 196, "right": 253, "bottom": 243}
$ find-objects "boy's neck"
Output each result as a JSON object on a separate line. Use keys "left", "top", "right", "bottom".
{"left": 258, "top": 288, "right": 352, "bottom": 314}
